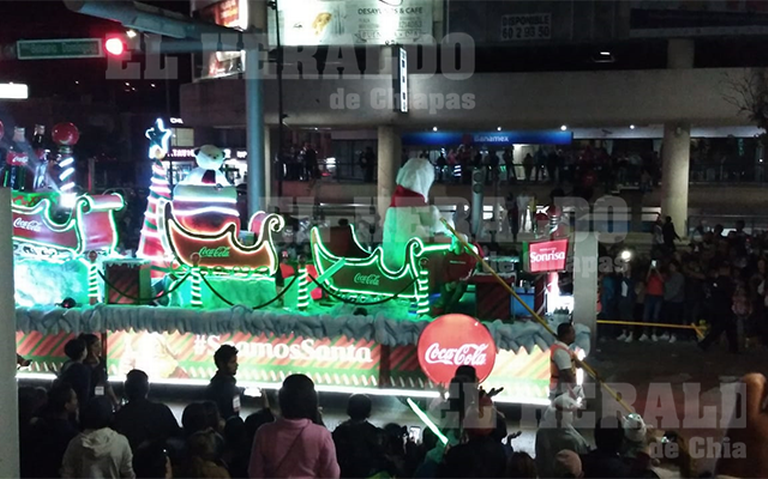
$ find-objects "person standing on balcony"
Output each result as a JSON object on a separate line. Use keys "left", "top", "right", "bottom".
{"left": 663, "top": 216, "right": 681, "bottom": 255}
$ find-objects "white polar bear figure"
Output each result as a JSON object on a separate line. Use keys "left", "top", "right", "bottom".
{"left": 179, "top": 144, "right": 231, "bottom": 187}
{"left": 382, "top": 157, "right": 449, "bottom": 270}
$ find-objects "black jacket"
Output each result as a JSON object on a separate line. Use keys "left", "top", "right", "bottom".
{"left": 204, "top": 372, "right": 242, "bottom": 420}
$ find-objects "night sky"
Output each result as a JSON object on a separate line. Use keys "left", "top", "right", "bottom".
{"left": 0, "top": 1, "right": 193, "bottom": 109}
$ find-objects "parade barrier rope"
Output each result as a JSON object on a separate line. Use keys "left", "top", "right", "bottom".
{"left": 440, "top": 219, "right": 635, "bottom": 413}
{"left": 308, "top": 275, "right": 419, "bottom": 306}
{"left": 200, "top": 273, "right": 298, "bottom": 309}
{"left": 597, "top": 319, "right": 704, "bottom": 339}
{"left": 97, "top": 270, "right": 191, "bottom": 303}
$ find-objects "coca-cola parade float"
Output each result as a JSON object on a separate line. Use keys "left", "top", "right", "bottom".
{"left": 15, "top": 119, "right": 589, "bottom": 406}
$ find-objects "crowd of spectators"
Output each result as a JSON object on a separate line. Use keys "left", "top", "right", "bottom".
{"left": 599, "top": 218, "right": 768, "bottom": 351}
{"left": 17, "top": 337, "right": 768, "bottom": 479}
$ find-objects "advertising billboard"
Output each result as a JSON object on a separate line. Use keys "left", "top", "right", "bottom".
{"left": 271, "top": 0, "right": 434, "bottom": 46}
{"left": 526, "top": 239, "right": 568, "bottom": 273}
{"left": 198, "top": 0, "right": 246, "bottom": 79}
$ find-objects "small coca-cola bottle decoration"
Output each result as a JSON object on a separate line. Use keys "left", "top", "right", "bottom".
{"left": 4, "top": 127, "right": 30, "bottom": 191}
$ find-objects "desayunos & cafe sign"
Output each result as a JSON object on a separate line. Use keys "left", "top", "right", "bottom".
{"left": 526, "top": 239, "right": 568, "bottom": 273}
{"left": 417, "top": 314, "right": 497, "bottom": 385}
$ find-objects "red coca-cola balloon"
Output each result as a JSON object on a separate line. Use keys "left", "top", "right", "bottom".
{"left": 52, "top": 122, "right": 80, "bottom": 146}
{"left": 417, "top": 314, "right": 497, "bottom": 385}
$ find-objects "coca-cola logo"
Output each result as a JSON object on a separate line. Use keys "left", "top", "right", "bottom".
{"left": 198, "top": 246, "right": 230, "bottom": 258}
{"left": 354, "top": 273, "right": 380, "bottom": 286}
{"left": 13, "top": 217, "right": 43, "bottom": 233}
{"left": 417, "top": 314, "right": 496, "bottom": 385}
{"left": 424, "top": 343, "right": 488, "bottom": 366}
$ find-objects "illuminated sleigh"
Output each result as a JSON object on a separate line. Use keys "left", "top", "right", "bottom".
{"left": 162, "top": 202, "right": 284, "bottom": 275}
{"left": 12, "top": 192, "right": 124, "bottom": 258}
{"left": 310, "top": 225, "right": 478, "bottom": 302}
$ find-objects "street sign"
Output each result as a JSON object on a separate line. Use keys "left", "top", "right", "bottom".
{"left": 16, "top": 38, "right": 103, "bottom": 60}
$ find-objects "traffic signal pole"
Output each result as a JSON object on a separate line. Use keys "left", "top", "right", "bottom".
{"left": 64, "top": 0, "right": 268, "bottom": 217}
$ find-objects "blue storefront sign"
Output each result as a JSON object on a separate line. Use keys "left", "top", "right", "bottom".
{"left": 401, "top": 130, "right": 573, "bottom": 147}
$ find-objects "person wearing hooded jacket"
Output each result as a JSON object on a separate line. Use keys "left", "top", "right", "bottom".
{"left": 535, "top": 393, "right": 591, "bottom": 478}
{"left": 62, "top": 397, "right": 135, "bottom": 479}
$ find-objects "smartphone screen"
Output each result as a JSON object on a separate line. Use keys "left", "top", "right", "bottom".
{"left": 409, "top": 426, "right": 421, "bottom": 442}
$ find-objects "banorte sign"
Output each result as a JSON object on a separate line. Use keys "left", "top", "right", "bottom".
{"left": 417, "top": 314, "right": 497, "bottom": 385}
{"left": 528, "top": 239, "right": 568, "bottom": 273}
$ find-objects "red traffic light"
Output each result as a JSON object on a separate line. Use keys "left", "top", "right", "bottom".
{"left": 105, "top": 37, "right": 125, "bottom": 56}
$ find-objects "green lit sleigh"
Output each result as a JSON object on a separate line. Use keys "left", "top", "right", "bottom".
{"left": 310, "top": 225, "right": 478, "bottom": 308}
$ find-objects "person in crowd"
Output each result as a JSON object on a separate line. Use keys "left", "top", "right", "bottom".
{"left": 222, "top": 417, "right": 249, "bottom": 478}
{"left": 185, "top": 429, "right": 230, "bottom": 479}
{"left": 662, "top": 216, "right": 681, "bottom": 254}
{"left": 503, "top": 148, "right": 516, "bottom": 183}
{"left": 133, "top": 441, "right": 173, "bottom": 479}
{"left": 535, "top": 393, "right": 590, "bottom": 477}
{"left": 300, "top": 142, "right": 319, "bottom": 182}
{"left": 617, "top": 263, "right": 636, "bottom": 342}
{"left": 248, "top": 374, "right": 339, "bottom": 478}
{"left": 21, "top": 382, "right": 80, "bottom": 478}
{"left": 699, "top": 262, "right": 739, "bottom": 353}
{"left": 553, "top": 449, "right": 583, "bottom": 478}
{"left": 716, "top": 373, "right": 768, "bottom": 478}
{"left": 182, "top": 403, "right": 211, "bottom": 437}
{"left": 360, "top": 146, "right": 376, "bottom": 183}
{"left": 438, "top": 394, "right": 507, "bottom": 478}
{"left": 598, "top": 271, "right": 617, "bottom": 325}
{"left": 18, "top": 386, "right": 48, "bottom": 440}
{"left": 550, "top": 322, "right": 577, "bottom": 399}
{"left": 114, "top": 370, "right": 181, "bottom": 451}
{"left": 78, "top": 333, "right": 119, "bottom": 409}
{"left": 205, "top": 345, "right": 243, "bottom": 420}
{"left": 661, "top": 261, "right": 685, "bottom": 343}
{"left": 62, "top": 397, "right": 135, "bottom": 479}
{"left": 332, "top": 394, "right": 389, "bottom": 478}
{"left": 435, "top": 151, "right": 447, "bottom": 183}
{"left": 580, "top": 416, "right": 652, "bottom": 478}
{"left": 683, "top": 257, "right": 706, "bottom": 337}
{"left": 506, "top": 452, "right": 538, "bottom": 478}
{"left": 58, "top": 339, "right": 91, "bottom": 413}
{"left": 643, "top": 263, "right": 664, "bottom": 342}
{"left": 203, "top": 401, "right": 226, "bottom": 433}
{"left": 522, "top": 153, "right": 534, "bottom": 182}
{"left": 651, "top": 216, "right": 664, "bottom": 258}
{"left": 732, "top": 279, "right": 753, "bottom": 351}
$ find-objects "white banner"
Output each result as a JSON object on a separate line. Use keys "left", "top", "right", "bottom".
{"left": 276, "top": 0, "right": 434, "bottom": 45}
{"left": 500, "top": 13, "right": 552, "bottom": 41}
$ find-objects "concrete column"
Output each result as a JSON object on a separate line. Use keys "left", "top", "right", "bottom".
{"left": 263, "top": 125, "right": 272, "bottom": 207}
{"left": 661, "top": 123, "right": 691, "bottom": 236}
{"left": 667, "top": 38, "right": 695, "bottom": 69}
{"left": 245, "top": 0, "right": 268, "bottom": 217}
{"left": 572, "top": 231, "right": 598, "bottom": 351}
{"left": 0, "top": 188, "right": 19, "bottom": 477}
{"left": 377, "top": 126, "right": 401, "bottom": 221}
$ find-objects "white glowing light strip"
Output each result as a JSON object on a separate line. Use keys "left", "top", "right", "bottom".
{"left": 59, "top": 158, "right": 74, "bottom": 168}
{"left": 16, "top": 373, "right": 554, "bottom": 406}
{"left": 59, "top": 168, "right": 75, "bottom": 181}
{"left": 140, "top": 229, "right": 163, "bottom": 238}
{"left": 172, "top": 206, "right": 240, "bottom": 217}
{"left": 173, "top": 194, "right": 237, "bottom": 204}
{"left": 60, "top": 183, "right": 75, "bottom": 191}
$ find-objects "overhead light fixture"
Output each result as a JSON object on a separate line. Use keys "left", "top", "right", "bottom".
{"left": 560, "top": 125, "right": 568, "bottom": 131}
{"left": 497, "top": 127, "right": 502, "bottom": 131}
{"left": 126, "top": 29, "right": 137, "bottom": 38}
{"left": 432, "top": 126, "right": 438, "bottom": 132}
{"left": 630, "top": 125, "right": 636, "bottom": 130}
{"left": 0, "top": 83, "right": 28, "bottom": 99}
{"left": 600, "top": 51, "right": 611, "bottom": 56}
